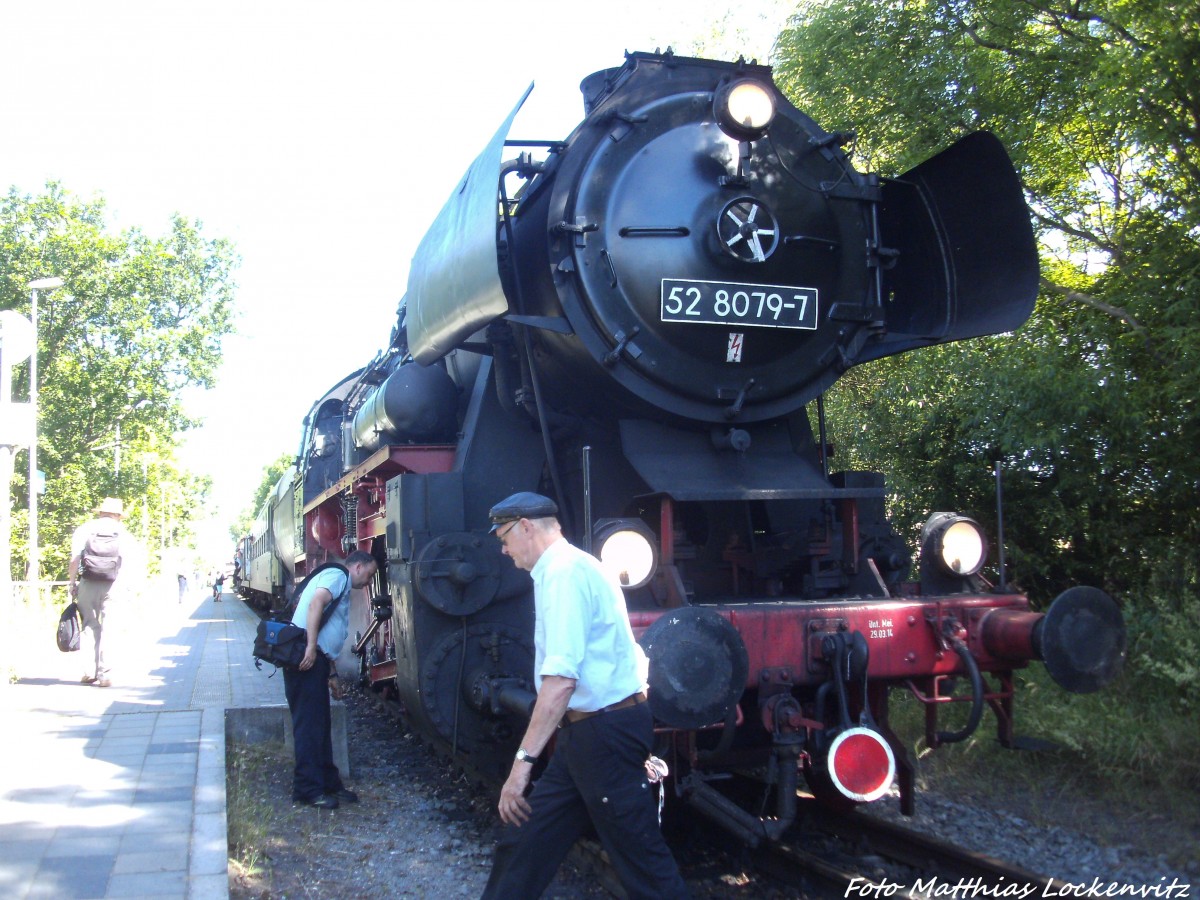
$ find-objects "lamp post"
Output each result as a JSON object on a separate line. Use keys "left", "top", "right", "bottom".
{"left": 0, "top": 310, "right": 35, "bottom": 607}
{"left": 27, "top": 276, "right": 64, "bottom": 588}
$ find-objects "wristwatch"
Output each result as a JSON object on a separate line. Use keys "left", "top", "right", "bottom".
{"left": 515, "top": 748, "right": 538, "bottom": 765}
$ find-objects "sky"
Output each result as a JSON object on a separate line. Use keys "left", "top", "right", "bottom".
{"left": 0, "top": 0, "right": 795, "bottom": 560}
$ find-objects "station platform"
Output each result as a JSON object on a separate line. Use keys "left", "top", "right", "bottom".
{"left": 0, "top": 587, "right": 288, "bottom": 900}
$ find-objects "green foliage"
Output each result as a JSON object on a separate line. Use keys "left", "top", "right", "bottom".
{"left": 0, "top": 183, "right": 238, "bottom": 578}
{"left": 777, "top": 0, "right": 1200, "bottom": 785}
{"left": 778, "top": 1, "right": 1200, "bottom": 599}
{"left": 230, "top": 452, "right": 294, "bottom": 542}
{"left": 887, "top": 662, "right": 1200, "bottom": 856}
{"left": 1125, "top": 588, "right": 1200, "bottom": 712}
{"left": 669, "top": 0, "right": 794, "bottom": 62}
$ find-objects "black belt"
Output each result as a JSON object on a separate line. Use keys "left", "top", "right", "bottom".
{"left": 562, "top": 692, "right": 647, "bottom": 725}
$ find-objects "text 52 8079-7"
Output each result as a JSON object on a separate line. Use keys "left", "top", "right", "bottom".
{"left": 661, "top": 278, "right": 819, "bottom": 330}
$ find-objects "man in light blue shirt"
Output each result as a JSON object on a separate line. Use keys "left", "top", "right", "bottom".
{"left": 284, "top": 550, "right": 377, "bottom": 809}
{"left": 531, "top": 536, "right": 648, "bottom": 712}
{"left": 482, "top": 492, "right": 688, "bottom": 899}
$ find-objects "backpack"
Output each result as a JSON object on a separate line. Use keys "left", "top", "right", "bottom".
{"left": 57, "top": 602, "right": 82, "bottom": 652}
{"left": 252, "top": 563, "right": 349, "bottom": 672}
{"left": 80, "top": 523, "right": 122, "bottom": 581}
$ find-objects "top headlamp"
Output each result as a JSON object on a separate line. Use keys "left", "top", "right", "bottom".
{"left": 714, "top": 78, "right": 776, "bottom": 141}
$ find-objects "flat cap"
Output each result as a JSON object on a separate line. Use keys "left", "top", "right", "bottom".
{"left": 488, "top": 492, "right": 558, "bottom": 531}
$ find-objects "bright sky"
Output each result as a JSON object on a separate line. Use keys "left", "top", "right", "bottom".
{"left": 1, "top": 0, "right": 795, "bottom": 559}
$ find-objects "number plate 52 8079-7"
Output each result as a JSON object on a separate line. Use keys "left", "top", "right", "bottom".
{"left": 660, "top": 278, "right": 819, "bottom": 330}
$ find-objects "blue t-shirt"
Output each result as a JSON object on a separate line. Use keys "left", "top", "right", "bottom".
{"left": 290, "top": 567, "right": 351, "bottom": 659}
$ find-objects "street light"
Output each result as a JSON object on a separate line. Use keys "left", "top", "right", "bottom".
{"left": 27, "top": 276, "right": 64, "bottom": 586}
{"left": 0, "top": 310, "right": 35, "bottom": 606}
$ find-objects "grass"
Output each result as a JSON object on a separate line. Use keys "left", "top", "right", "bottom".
{"left": 225, "top": 737, "right": 362, "bottom": 899}
{"left": 883, "top": 664, "right": 1200, "bottom": 868}
{"left": 226, "top": 741, "right": 287, "bottom": 884}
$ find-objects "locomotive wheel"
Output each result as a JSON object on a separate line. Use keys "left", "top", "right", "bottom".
{"left": 419, "top": 623, "right": 534, "bottom": 759}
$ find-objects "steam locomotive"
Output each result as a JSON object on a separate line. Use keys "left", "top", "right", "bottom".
{"left": 238, "top": 51, "right": 1126, "bottom": 844}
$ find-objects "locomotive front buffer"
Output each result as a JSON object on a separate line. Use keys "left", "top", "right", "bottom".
{"left": 619, "top": 510, "right": 1125, "bottom": 842}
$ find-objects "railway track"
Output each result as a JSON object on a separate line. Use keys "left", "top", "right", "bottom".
{"left": 352, "top": 678, "right": 1064, "bottom": 898}
{"left": 553, "top": 788, "right": 1068, "bottom": 898}
{"left": 824, "top": 805, "right": 1061, "bottom": 887}
{"left": 746, "top": 799, "right": 1064, "bottom": 897}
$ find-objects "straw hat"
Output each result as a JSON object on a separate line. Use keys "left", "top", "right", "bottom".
{"left": 95, "top": 497, "right": 124, "bottom": 517}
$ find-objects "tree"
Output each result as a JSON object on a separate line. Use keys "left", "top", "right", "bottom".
{"left": 0, "top": 183, "right": 238, "bottom": 580}
{"left": 231, "top": 452, "right": 294, "bottom": 543}
{"left": 775, "top": 0, "right": 1200, "bottom": 602}
{"left": 774, "top": 1, "right": 1200, "bottom": 710}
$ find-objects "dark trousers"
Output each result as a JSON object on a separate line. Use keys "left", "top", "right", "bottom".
{"left": 283, "top": 654, "right": 344, "bottom": 802}
{"left": 482, "top": 703, "right": 689, "bottom": 900}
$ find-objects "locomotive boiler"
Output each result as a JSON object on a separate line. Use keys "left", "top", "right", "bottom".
{"left": 242, "top": 51, "right": 1126, "bottom": 843}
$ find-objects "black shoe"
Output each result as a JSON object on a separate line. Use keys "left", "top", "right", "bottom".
{"left": 328, "top": 787, "right": 358, "bottom": 804}
{"left": 298, "top": 794, "right": 338, "bottom": 810}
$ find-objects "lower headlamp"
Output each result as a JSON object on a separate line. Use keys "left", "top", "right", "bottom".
{"left": 592, "top": 518, "right": 659, "bottom": 590}
{"left": 922, "top": 512, "right": 987, "bottom": 578}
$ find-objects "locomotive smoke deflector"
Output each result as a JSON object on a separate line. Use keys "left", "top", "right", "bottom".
{"left": 406, "top": 85, "right": 533, "bottom": 365}
{"left": 868, "top": 131, "right": 1040, "bottom": 363}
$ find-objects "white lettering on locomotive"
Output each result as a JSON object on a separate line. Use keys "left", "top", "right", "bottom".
{"left": 868, "top": 617, "right": 895, "bottom": 640}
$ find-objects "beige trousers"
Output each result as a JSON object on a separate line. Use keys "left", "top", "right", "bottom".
{"left": 75, "top": 579, "right": 116, "bottom": 680}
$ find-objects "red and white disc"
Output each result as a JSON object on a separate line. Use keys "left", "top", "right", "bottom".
{"left": 826, "top": 727, "right": 896, "bottom": 802}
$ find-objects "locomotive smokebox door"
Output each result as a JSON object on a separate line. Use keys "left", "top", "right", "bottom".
{"left": 639, "top": 607, "right": 749, "bottom": 729}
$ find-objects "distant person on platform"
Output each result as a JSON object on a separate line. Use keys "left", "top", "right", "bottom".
{"left": 285, "top": 550, "right": 378, "bottom": 809}
{"left": 212, "top": 571, "right": 225, "bottom": 602}
{"left": 67, "top": 497, "right": 128, "bottom": 688}
{"left": 481, "top": 492, "right": 689, "bottom": 900}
